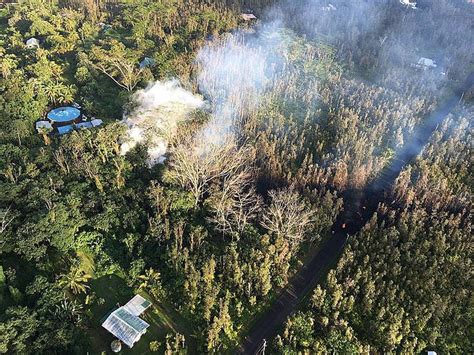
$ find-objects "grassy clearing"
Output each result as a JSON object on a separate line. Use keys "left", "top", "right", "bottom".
{"left": 86, "top": 272, "right": 195, "bottom": 354}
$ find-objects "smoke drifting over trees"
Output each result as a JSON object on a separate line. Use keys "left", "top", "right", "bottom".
{"left": 0, "top": 0, "right": 471, "bottom": 354}
{"left": 121, "top": 80, "right": 204, "bottom": 165}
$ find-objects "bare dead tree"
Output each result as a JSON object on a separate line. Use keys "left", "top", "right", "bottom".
{"left": 0, "top": 206, "right": 15, "bottom": 235}
{"left": 166, "top": 135, "right": 254, "bottom": 207}
{"left": 261, "top": 187, "right": 315, "bottom": 248}
{"left": 207, "top": 166, "right": 262, "bottom": 237}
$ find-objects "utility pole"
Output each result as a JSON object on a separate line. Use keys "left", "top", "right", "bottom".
{"left": 255, "top": 339, "right": 267, "bottom": 355}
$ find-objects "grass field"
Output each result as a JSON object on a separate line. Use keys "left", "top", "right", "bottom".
{"left": 86, "top": 272, "right": 196, "bottom": 354}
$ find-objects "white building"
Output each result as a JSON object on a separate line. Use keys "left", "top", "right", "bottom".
{"left": 25, "top": 37, "right": 40, "bottom": 49}
{"left": 417, "top": 57, "right": 438, "bottom": 70}
{"left": 35, "top": 120, "right": 52, "bottom": 132}
{"left": 400, "top": 0, "right": 417, "bottom": 9}
{"left": 102, "top": 295, "right": 152, "bottom": 348}
{"left": 241, "top": 13, "right": 257, "bottom": 21}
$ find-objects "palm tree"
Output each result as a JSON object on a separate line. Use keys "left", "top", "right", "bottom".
{"left": 138, "top": 268, "right": 163, "bottom": 297}
{"left": 41, "top": 81, "right": 75, "bottom": 105}
{"left": 58, "top": 266, "right": 92, "bottom": 295}
{"left": 52, "top": 298, "right": 84, "bottom": 324}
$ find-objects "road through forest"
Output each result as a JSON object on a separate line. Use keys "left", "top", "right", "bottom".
{"left": 239, "top": 71, "right": 474, "bottom": 354}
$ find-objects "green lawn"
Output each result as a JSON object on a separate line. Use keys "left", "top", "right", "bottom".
{"left": 86, "top": 273, "right": 195, "bottom": 354}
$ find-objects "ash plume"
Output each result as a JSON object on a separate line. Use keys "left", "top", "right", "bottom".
{"left": 120, "top": 80, "right": 204, "bottom": 165}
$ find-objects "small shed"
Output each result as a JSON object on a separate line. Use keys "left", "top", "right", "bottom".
{"left": 91, "top": 118, "right": 103, "bottom": 127}
{"left": 400, "top": 0, "right": 417, "bottom": 9}
{"left": 241, "top": 13, "right": 257, "bottom": 21}
{"left": 25, "top": 37, "right": 40, "bottom": 49}
{"left": 99, "top": 22, "right": 113, "bottom": 33}
{"left": 102, "top": 306, "right": 150, "bottom": 348}
{"left": 322, "top": 4, "right": 337, "bottom": 11}
{"left": 75, "top": 121, "right": 94, "bottom": 129}
{"left": 35, "top": 120, "right": 52, "bottom": 132}
{"left": 123, "top": 294, "right": 152, "bottom": 317}
{"left": 417, "top": 57, "right": 437, "bottom": 70}
{"left": 57, "top": 125, "right": 74, "bottom": 135}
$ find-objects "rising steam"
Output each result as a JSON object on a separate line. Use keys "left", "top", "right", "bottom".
{"left": 120, "top": 80, "right": 204, "bottom": 165}
{"left": 195, "top": 23, "right": 290, "bottom": 150}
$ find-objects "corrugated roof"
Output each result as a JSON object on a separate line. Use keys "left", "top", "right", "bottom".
{"left": 102, "top": 307, "right": 150, "bottom": 348}
{"left": 75, "top": 121, "right": 94, "bottom": 129}
{"left": 123, "top": 294, "right": 152, "bottom": 317}
{"left": 91, "top": 119, "right": 103, "bottom": 127}
{"left": 57, "top": 125, "right": 74, "bottom": 135}
{"left": 36, "top": 121, "right": 52, "bottom": 130}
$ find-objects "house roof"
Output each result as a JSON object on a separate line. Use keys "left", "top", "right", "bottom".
{"left": 91, "top": 119, "right": 103, "bottom": 127}
{"left": 241, "top": 13, "right": 257, "bottom": 21}
{"left": 418, "top": 57, "right": 437, "bottom": 67}
{"left": 123, "top": 294, "right": 152, "bottom": 317}
{"left": 102, "top": 307, "right": 150, "bottom": 348}
{"left": 36, "top": 120, "right": 52, "bottom": 130}
{"left": 26, "top": 38, "right": 39, "bottom": 47}
{"left": 75, "top": 121, "right": 94, "bottom": 129}
{"left": 57, "top": 125, "right": 74, "bottom": 135}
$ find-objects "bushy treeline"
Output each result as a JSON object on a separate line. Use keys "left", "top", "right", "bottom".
{"left": 274, "top": 106, "right": 473, "bottom": 353}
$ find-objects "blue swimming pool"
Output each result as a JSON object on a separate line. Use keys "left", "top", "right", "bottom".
{"left": 47, "top": 106, "right": 81, "bottom": 122}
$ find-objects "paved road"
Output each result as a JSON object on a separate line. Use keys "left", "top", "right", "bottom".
{"left": 239, "top": 72, "right": 474, "bottom": 354}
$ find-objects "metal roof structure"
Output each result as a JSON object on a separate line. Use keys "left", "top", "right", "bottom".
{"left": 35, "top": 120, "right": 52, "bottom": 131}
{"left": 75, "top": 121, "right": 94, "bottom": 129}
{"left": 418, "top": 57, "right": 437, "bottom": 68}
{"left": 102, "top": 295, "right": 152, "bottom": 348}
{"left": 123, "top": 294, "right": 152, "bottom": 317}
{"left": 91, "top": 118, "right": 104, "bottom": 127}
{"left": 241, "top": 13, "right": 257, "bottom": 21}
{"left": 57, "top": 125, "right": 74, "bottom": 135}
{"left": 25, "top": 37, "right": 39, "bottom": 48}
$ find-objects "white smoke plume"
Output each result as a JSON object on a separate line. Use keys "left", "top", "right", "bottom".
{"left": 120, "top": 80, "right": 204, "bottom": 165}
{"left": 194, "top": 22, "right": 290, "bottom": 151}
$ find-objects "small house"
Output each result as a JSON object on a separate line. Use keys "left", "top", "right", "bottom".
{"left": 37, "top": 106, "right": 103, "bottom": 137}
{"left": 25, "top": 37, "right": 40, "bottom": 49}
{"left": 35, "top": 120, "right": 52, "bottom": 132}
{"left": 417, "top": 57, "right": 437, "bottom": 70}
{"left": 241, "top": 13, "right": 257, "bottom": 21}
{"left": 102, "top": 295, "right": 152, "bottom": 348}
{"left": 400, "top": 0, "right": 417, "bottom": 9}
{"left": 90, "top": 118, "right": 104, "bottom": 127}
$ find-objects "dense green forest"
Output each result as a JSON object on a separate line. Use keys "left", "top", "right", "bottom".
{"left": 0, "top": 0, "right": 472, "bottom": 354}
